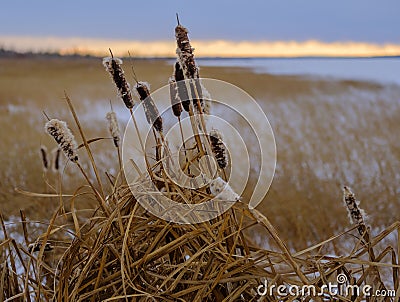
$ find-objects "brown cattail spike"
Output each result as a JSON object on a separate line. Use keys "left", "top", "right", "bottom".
{"left": 175, "top": 23, "right": 198, "bottom": 79}
{"left": 134, "top": 82, "right": 163, "bottom": 133}
{"left": 40, "top": 145, "right": 49, "bottom": 171}
{"left": 209, "top": 129, "right": 227, "bottom": 169}
{"left": 106, "top": 111, "right": 121, "bottom": 147}
{"left": 103, "top": 56, "right": 135, "bottom": 109}
{"left": 52, "top": 148, "right": 61, "bottom": 173}
{"left": 343, "top": 186, "right": 367, "bottom": 236}
{"left": 169, "top": 77, "right": 182, "bottom": 117}
{"left": 45, "top": 119, "right": 78, "bottom": 162}
{"left": 174, "top": 21, "right": 204, "bottom": 112}
{"left": 174, "top": 61, "right": 190, "bottom": 112}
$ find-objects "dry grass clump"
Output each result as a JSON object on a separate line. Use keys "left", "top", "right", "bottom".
{"left": 1, "top": 19, "right": 400, "bottom": 302}
{"left": 2, "top": 186, "right": 399, "bottom": 301}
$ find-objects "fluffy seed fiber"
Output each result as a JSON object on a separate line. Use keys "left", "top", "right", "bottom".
{"left": 169, "top": 77, "right": 182, "bottom": 117}
{"left": 45, "top": 119, "right": 78, "bottom": 162}
{"left": 106, "top": 111, "right": 121, "bottom": 147}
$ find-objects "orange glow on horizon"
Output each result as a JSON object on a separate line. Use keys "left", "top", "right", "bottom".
{"left": 1, "top": 35, "right": 400, "bottom": 58}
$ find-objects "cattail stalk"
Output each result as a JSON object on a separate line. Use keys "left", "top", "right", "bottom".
{"left": 174, "top": 21, "right": 217, "bottom": 179}
{"left": 343, "top": 186, "right": 367, "bottom": 236}
{"left": 103, "top": 53, "right": 150, "bottom": 174}
{"left": 45, "top": 119, "right": 78, "bottom": 162}
{"left": 343, "top": 186, "right": 387, "bottom": 292}
{"left": 62, "top": 94, "right": 109, "bottom": 215}
{"left": 45, "top": 118, "right": 78, "bottom": 214}
{"left": 174, "top": 20, "right": 211, "bottom": 162}
{"left": 173, "top": 59, "right": 206, "bottom": 156}
{"left": 103, "top": 53, "right": 135, "bottom": 109}
{"left": 169, "top": 77, "right": 191, "bottom": 174}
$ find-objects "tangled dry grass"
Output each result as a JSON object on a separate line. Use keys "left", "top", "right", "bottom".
{"left": 1, "top": 21, "right": 400, "bottom": 302}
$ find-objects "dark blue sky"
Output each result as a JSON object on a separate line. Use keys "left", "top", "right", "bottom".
{"left": 1, "top": 0, "right": 399, "bottom": 43}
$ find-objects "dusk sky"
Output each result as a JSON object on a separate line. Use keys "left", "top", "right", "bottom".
{"left": 1, "top": 0, "right": 400, "bottom": 57}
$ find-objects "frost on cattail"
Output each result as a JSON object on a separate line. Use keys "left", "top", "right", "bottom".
{"left": 102, "top": 56, "right": 134, "bottom": 109}
{"left": 174, "top": 61, "right": 190, "bottom": 112}
{"left": 40, "top": 145, "right": 49, "bottom": 172}
{"left": 52, "top": 148, "right": 61, "bottom": 173}
{"left": 210, "top": 177, "right": 240, "bottom": 201}
{"left": 106, "top": 111, "right": 120, "bottom": 147}
{"left": 28, "top": 242, "right": 54, "bottom": 253}
{"left": 175, "top": 23, "right": 198, "bottom": 79}
{"left": 209, "top": 129, "right": 227, "bottom": 169}
{"left": 190, "top": 79, "right": 204, "bottom": 113}
{"left": 45, "top": 119, "right": 78, "bottom": 162}
{"left": 174, "top": 21, "right": 206, "bottom": 112}
{"left": 343, "top": 186, "right": 367, "bottom": 235}
{"left": 201, "top": 84, "right": 211, "bottom": 116}
{"left": 169, "top": 77, "right": 182, "bottom": 117}
{"left": 134, "top": 81, "right": 163, "bottom": 133}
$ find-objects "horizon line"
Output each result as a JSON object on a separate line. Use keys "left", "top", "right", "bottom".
{"left": 1, "top": 35, "right": 400, "bottom": 58}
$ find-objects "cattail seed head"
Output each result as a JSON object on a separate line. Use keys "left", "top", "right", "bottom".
{"left": 103, "top": 56, "right": 135, "bottom": 109}
{"left": 106, "top": 111, "right": 121, "bottom": 147}
{"left": 343, "top": 186, "right": 367, "bottom": 235}
{"left": 175, "top": 24, "right": 198, "bottom": 79}
{"left": 209, "top": 129, "right": 227, "bottom": 169}
{"left": 169, "top": 77, "right": 182, "bottom": 117}
{"left": 134, "top": 81, "right": 163, "bottom": 133}
{"left": 210, "top": 177, "right": 240, "bottom": 201}
{"left": 52, "top": 147, "right": 61, "bottom": 173}
{"left": 45, "top": 119, "right": 78, "bottom": 162}
{"left": 174, "top": 61, "right": 190, "bottom": 112}
{"left": 40, "top": 145, "right": 49, "bottom": 172}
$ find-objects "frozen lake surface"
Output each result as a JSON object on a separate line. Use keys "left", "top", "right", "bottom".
{"left": 195, "top": 57, "right": 400, "bottom": 85}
